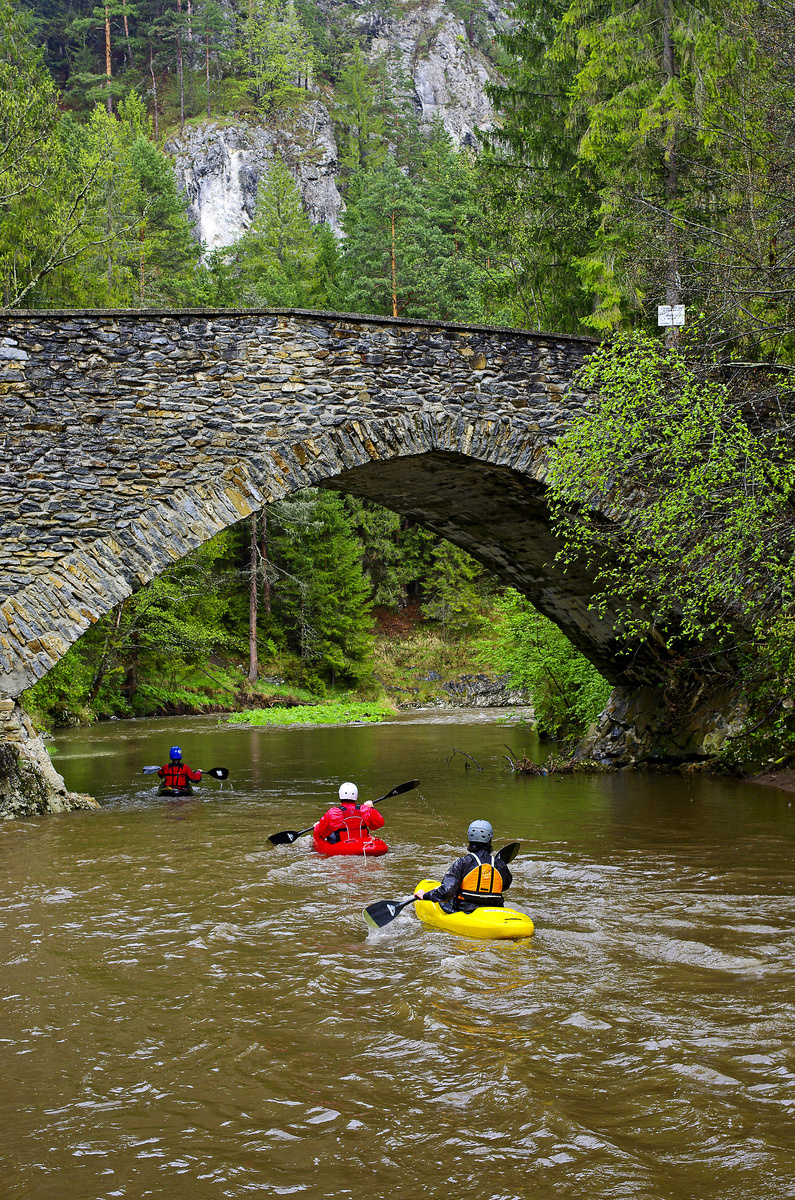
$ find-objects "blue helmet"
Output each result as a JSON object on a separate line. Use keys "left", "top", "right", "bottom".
{"left": 169, "top": 746, "right": 183, "bottom": 761}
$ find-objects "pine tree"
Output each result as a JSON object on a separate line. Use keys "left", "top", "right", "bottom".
{"left": 333, "top": 42, "right": 385, "bottom": 180}
{"left": 340, "top": 148, "right": 485, "bottom": 322}
{"left": 232, "top": 158, "right": 318, "bottom": 306}
{"left": 268, "top": 491, "right": 374, "bottom": 687}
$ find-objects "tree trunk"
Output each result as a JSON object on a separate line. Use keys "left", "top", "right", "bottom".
{"left": 87, "top": 604, "right": 124, "bottom": 704}
{"left": 662, "top": 0, "right": 680, "bottom": 344}
{"left": 176, "top": 0, "right": 185, "bottom": 132}
{"left": 248, "top": 514, "right": 259, "bottom": 683}
{"left": 121, "top": 0, "right": 134, "bottom": 67}
{"left": 150, "top": 44, "right": 159, "bottom": 140}
{"left": 104, "top": 4, "right": 112, "bottom": 114}
{"left": 205, "top": 29, "right": 211, "bottom": 118}
{"left": 139, "top": 222, "right": 146, "bottom": 305}
{"left": 391, "top": 209, "right": 398, "bottom": 317}
{"left": 260, "top": 507, "right": 271, "bottom": 614}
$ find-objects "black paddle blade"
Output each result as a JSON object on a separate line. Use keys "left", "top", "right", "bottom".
{"left": 497, "top": 841, "right": 521, "bottom": 864}
{"left": 268, "top": 825, "right": 313, "bottom": 846}
{"left": 362, "top": 897, "right": 415, "bottom": 930}
{"left": 370, "top": 778, "right": 421, "bottom": 805}
{"left": 206, "top": 768, "right": 229, "bottom": 780}
{"left": 268, "top": 830, "right": 302, "bottom": 846}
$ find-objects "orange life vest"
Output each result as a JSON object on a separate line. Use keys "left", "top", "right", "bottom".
{"left": 459, "top": 853, "right": 505, "bottom": 907}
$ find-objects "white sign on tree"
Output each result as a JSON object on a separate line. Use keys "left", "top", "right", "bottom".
{"left": 657, "top": 305, "right": 685, "bottom": 326}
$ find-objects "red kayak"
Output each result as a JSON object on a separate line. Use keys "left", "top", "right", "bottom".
{"left": 312, "top": 833, "right": 389, "bottom": 857}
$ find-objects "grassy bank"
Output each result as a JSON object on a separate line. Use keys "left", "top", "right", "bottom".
{"left": 227, "top": 699, "right": 396, "bottom": 727}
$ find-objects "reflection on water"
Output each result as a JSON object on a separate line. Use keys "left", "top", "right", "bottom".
{"left": 1, "top": 711, "right": 794, "bottom": 1199}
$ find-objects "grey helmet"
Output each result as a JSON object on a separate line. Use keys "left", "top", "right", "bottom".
{"left": 467, "top": 819, "right": 493, "bottom": 845}
{"left": 338, "top": 781, "right": 358, "bottom": 802}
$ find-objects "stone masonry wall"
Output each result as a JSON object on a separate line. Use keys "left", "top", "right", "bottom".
{"left": 0, "top": 308, "right": 596, "bottom": 699}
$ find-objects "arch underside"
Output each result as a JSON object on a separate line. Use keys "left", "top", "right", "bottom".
{"left": 0, "top": 416, "right": 655, "bottom": 696}
{"left": 321, "top": 451, "right": 650, "bottom": 685}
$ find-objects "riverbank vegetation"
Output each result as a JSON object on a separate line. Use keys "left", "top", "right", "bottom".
{"left": 227, "top": 699, "right": 395, "bottom": 727}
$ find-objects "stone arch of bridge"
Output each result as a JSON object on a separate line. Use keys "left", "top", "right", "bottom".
{"left": 0, "top": 412, "right": 653, "bottom": 699}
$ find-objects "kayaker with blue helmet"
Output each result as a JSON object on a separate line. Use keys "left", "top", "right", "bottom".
{"left": 157, "top": 746, "right": 202, "bottom": 796}
{"left": 413, "top": 820, "right": 512, "bottom": 913}
{"left": 314, "top": 781, "right": 385, "bottom": 845}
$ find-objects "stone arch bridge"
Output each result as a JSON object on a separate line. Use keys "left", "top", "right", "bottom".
{"left": 0, "top": 308, "right": 736, "bottom": 814}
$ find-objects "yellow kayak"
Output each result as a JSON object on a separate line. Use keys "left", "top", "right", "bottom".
{"left": 413, "top": 879, "right": 534, "bottom": 940}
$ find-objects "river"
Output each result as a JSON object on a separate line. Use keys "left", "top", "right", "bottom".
{"left": 1, "top": 711, "right": 794, "bottom": 1199}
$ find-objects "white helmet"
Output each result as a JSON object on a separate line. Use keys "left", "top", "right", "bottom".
{"left": 338, "top": 781, "right": 358, "bottom": 802}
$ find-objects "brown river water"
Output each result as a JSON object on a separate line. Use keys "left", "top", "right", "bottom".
{"left": 1, "top": 711, "right": 794, "bottom": 1200}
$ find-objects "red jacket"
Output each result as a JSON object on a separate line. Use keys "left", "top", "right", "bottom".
{"left": 315, "top": 802, "right": 385, "bottom": 842}
{"left": 158, "top": 762, "right": 202, "bottom": 789}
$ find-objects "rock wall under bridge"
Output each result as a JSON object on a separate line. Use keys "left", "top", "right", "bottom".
{"left": 0, "top": 307, "right": 743, "bottom": 815}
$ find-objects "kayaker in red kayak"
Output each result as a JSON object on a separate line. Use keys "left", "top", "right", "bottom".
{"left": 413, "top": 820, "right": 512, "bottom": 913}
{"left": 157, "top": 746, "right": 202, "bottom": 796}
{"left": 314, "top": 782, "right": 385, "bottom": 846}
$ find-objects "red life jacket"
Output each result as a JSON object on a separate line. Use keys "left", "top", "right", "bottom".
{"left": 159, "top": 763, "right": 199, "bottom": 790}
{"left": 335, "top": 805, "right": 370, "bottom": 841}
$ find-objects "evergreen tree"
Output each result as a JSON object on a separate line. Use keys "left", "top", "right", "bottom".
{"left": 232, "top": 158, "right": 318, "bottom": 305}
{"left": 236, "top": 0, "right": 315, "bottom": 113}
{"left": 340, "top": 148, "right": 485, "bottom": 321}
{"left": 268, "top": 490, "right": 374, "bottom": 687}
{"left": 374, "top": 51, "right": 423, "bottom": 174}
{"left": 487, "top": 0, "right": 763, "bottom": 334}
{"left": 333, "top": 42, "right": 385, "bottom": 180}
{"left": 423, "top": 541, "right": 486, "bottom": 638}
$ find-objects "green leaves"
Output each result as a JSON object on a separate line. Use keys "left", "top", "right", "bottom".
{"left": 548, "top": 334, "right": 795, "bottom": 655}
{"left": 482, "top": 589, "right": 611, "bottom": 739}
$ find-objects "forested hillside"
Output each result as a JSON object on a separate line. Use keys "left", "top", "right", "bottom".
{"left": 5, "top": 0, "right": 795, "bottom": 767}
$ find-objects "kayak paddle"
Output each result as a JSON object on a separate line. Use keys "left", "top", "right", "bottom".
{"left": 268, "top": 778, "right": 421, "bottom": 846}
{"left": 361, "top": 841, "right": 522, "bottom": 931}
{"left": 142, "top": 766, "right": 229, "bottom": 780}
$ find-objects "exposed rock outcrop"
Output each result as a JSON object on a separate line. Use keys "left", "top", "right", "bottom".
{"left": 166, "top": 1, "right": 508, "bottom": 249}
{"left": 166, "top": 102, "right": 344, "bottom": 251}
{"left": 575, "top": 684, "right": 748, "bottom": 767}
{"left": 442, "top": 673, "right": 530, "bottom": 707}
{"left": 0, "top": 700, "right": 98, "bottom": 820}
{"left": 364, "top": 0, "right": 505, "bottom": 145}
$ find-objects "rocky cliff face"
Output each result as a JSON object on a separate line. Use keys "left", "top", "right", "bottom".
{"left": 166, "top": 101, "right": 344, "bottom": 252}
{"left": 362, "top": 0, "right": 507, "bottom": 145}
{"left": 166, "top": 0, "right": 507, "bottom": 250}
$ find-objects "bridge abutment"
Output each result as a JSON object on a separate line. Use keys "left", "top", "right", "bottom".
{"left": 576, "top": 684, "right": 747, "bottom": 767}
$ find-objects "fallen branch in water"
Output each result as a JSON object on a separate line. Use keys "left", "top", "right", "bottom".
{"left": 503, "top": 745, "right": 547, "bottom": 775}
{"left": 447, "top": 747, "right": 483, "bottom": 771}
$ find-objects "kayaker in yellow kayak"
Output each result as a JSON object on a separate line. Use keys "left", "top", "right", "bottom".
{"left": 413, "top": 820, "right": 512, "bottom": 913}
